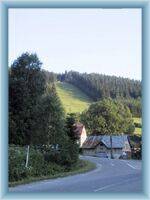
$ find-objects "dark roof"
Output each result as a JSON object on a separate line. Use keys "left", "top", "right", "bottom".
{"left": 82, "top": 135, "right": 129, "bottom": 149}
{"left": 82, "top": 135, "right": 102, "bottom": 149}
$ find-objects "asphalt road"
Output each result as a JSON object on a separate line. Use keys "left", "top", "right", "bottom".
{"left": 9, "top": 156, "right": 142, "bottom": 193}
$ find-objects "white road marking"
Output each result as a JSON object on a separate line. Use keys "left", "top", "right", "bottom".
{"left": 94, "top": 182, "right": 121, "bottom": 192}
{"left": 126, "top": 163, "right": 137, "bottom": 169}
{"left": 94, "top": 177, "right": 139, "bottom": 192}
{"left": 121, "top": 160, "right": 140, "bottom": 170}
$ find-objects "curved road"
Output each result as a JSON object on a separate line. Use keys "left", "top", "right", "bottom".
{"left": 9, "top": 156, "right": 142, "bottom": 193}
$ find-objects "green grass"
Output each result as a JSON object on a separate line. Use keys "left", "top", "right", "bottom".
{"left": 9, "top": 159, "right": 96, "bottom": 187}
{"left": 133, "top": 117, "right": 142, "bottom": 135}
{"left": 56, "top": 82, "right": 93, "bottom": 113}
{"left": 133, "top": 117, "right": 142, "bottom": 124}
{"left": 134, "top": 127, "right": 142, "bottom": 135}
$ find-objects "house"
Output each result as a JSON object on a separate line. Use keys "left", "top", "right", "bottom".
{"left": 81, "top": 135, "right": 131, "bottom": 159}
{"left": 73, "top": 122, "right": 87, "bottom": 147}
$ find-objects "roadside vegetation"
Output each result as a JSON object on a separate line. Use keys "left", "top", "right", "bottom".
{"left": 9, "top": 145, "right": 96, "bottom": 187}
{"left": 9, "top": 53, "right": 80, "bottom": 184}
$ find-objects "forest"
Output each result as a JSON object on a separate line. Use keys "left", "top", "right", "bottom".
{"left": 57, "top": 71, "right": 141, "bottom": 117}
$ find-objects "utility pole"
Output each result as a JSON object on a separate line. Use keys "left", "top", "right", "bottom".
{"left": 110, "top": 135, "right": 113, "bottom": 159}
{"left": 25, "top": 145, "right": 30, "bottom": 168}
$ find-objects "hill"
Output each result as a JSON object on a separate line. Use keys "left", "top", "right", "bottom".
{"left": 55, "top": 82, "right": 93, "bottom": 113}
{"left": 57, "top": 71, "right": 141, "bottom": 117}
{"left": 57, "top": 71, "right": 141, "bottom": 101}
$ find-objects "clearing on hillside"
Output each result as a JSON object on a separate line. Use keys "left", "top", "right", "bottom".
{"left": 56, "top": 82, "right": 93, "bottom": 113}
{"left": 133, "top": 117, "right": 142, "bottom": 135}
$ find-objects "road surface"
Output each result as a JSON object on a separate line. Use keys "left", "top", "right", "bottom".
{"left": 9, "top": 156, "right": 142, "bottom": 193}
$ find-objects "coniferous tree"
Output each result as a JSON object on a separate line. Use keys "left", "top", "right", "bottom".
{"left": 9, "top": 52, "right": 46, "bottom": 145}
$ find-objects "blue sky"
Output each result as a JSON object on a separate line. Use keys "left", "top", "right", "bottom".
{"left": 9, "top": 9, "right": 141, "bottom": 80}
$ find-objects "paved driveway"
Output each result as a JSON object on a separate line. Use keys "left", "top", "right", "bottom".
{"left": 9, "top": 156, "right": 142, "bottom": 193}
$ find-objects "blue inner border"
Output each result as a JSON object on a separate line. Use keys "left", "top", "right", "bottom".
{"left": 0, "top": 1, "right": 150, "bottom": 199}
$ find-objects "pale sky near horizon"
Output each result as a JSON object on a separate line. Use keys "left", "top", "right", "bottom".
{"left": 9, "top": 9, "right": 142, "bottom": 80}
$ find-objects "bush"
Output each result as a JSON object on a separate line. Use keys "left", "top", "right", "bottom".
{"left": 58, "top": 141, "right": 79, "bottom": 169}
{"left": 9, "top": 145, "right": 27, "bottom": 182}
{"left": 9, "top": 145, "right": 79, "bottom": 182}
{"left": 28, "top": 148, "right": 45, "bottom": 176}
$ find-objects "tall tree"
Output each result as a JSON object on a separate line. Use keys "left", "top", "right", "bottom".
{"left": 9, "top": 52, "right": 46, "bottom": 145}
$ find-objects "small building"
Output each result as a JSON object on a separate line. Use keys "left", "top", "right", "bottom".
{"left": 82, "top": 135, "right": 131, "bottom": 159}
{"left": 73, "top": 122, "right": 87, "bottom": 147}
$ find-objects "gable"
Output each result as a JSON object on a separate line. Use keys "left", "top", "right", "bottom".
{"left": 82, "top": 135, "right": 130, "bottom": 150}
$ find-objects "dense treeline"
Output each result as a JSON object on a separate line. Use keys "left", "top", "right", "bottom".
{"left": 9, "top": 53, "right": 79, "bottom": 182}
{"left": 57, "top": 71, "right": 141, "bottom": 100}
{"left": 57, "top": 71, "right": 141, "bottom": 117}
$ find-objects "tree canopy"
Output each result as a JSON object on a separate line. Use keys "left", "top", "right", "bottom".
{"left": 80, "top": 99, "right": 135, "bottom": 135}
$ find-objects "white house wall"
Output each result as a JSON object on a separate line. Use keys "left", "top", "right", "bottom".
{"left": 80, "top": 127, "right": 87, "bottom": 147}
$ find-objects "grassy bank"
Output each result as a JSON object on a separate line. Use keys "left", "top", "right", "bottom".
{"left": 56, "top": 82, "right": 93, "bottom": 113}
{"left": 133, "top": 117, "right": 142, "bottom": 135}
{"left": 9, "top": 159, "right": 96, "bottom": 187}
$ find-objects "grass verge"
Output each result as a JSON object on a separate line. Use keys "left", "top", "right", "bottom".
{"left": 9, "top": 159, "right": 96, "bottom": 187}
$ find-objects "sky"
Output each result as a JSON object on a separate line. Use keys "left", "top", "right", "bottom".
{"left": 9, "top": 9, "right": 142, "bottom": 80}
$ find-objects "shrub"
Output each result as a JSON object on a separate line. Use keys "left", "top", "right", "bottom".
{"left": 58, "top": 141, "right": 79, "bottom": 169}
{"left": 9, "top": 145, "right": 27, "bottom": 181}
{"left": 28, "top": 148, "right": 45, "bottom": 176}
{"left": 9, "top": 145, "right": 77, "bottom": 182}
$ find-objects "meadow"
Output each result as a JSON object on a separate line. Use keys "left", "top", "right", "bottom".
{"left": 133, "top": 117, "right": 142, "bottom": 135}
{"left": 56, "top": 82, "right": 93, "bottom": 113}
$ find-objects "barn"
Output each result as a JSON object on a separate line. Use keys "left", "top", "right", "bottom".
{"left": 81, "top": 135, "right": 131, "bottom": 159}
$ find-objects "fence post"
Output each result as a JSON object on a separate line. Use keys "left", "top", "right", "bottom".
{"left": 25, "top": 145, "right": 30, "bottom": 168}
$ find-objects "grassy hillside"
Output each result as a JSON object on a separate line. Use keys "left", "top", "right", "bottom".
{"left": 133, "top": 117, "right": 142, "bottom": 124}
{"left": 56, "top": 82, "right": 93, "bottom": 113}
{"left": 133, "top": 117, "right": 142, "bottom": 135}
